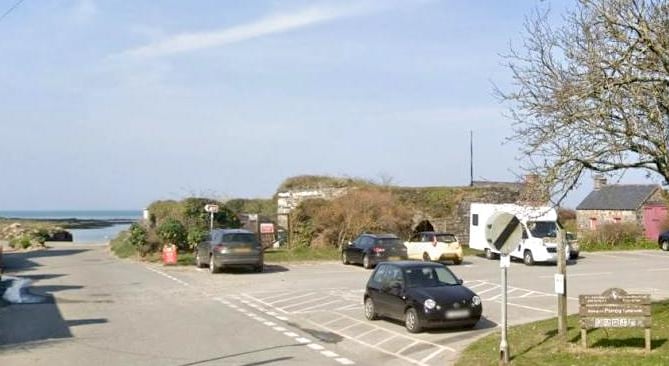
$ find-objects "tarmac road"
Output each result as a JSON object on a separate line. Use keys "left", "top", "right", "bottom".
{"left": 2, "top": 243, "right": 669, "bottom": 366}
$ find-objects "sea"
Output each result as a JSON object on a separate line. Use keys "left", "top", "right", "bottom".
{"left": 0, "top": 210, "right": 142, "bottom": 244}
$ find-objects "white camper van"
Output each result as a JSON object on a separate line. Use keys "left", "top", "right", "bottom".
{"left": 469, "top": 203, "right": 569, "bottom": 265}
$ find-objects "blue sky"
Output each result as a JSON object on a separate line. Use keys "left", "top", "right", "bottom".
{"left": 1, "top": 0, "right": 649, "bottom": 210}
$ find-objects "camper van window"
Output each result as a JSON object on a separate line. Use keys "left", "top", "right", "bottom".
{"left": 527, "top": 221, "right": 558, "bottom": 238}
{"left": 472, "top": 214, "right": 479, "bottom": 226}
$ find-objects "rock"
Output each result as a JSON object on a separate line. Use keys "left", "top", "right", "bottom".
{"left": 49, "top": 230, "right": 73, "bottom": 242}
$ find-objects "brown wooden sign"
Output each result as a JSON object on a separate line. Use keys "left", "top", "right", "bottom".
{"left": 579, "top": 288, "right": 651, "bottom": 352}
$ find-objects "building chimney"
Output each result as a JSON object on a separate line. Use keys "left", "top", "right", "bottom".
{"left": 594, "top": 175, "right": 607, "bottom": 190}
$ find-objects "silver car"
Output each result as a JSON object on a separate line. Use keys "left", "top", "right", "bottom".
{"left": 195, "top": 229, "right": 263, "bottom": 274}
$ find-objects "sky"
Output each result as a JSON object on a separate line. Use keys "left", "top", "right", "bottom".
{"left": 0, "top": 0, "right": 656, "bottom": 210}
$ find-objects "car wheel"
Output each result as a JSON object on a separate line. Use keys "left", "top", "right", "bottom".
{"left": 662, "top": 241, "right": 669, "bottom": 251}
{"left": 255, "top": 263, "right": 264, "bottom": 273}
{"left": 364, "top": 297, "right": 377, "bottom": 320}
{"left": 569, "top": 252, "right": 579, "bottom": 260}
{"left": 453, "top": 258, "right": 463, "bottom": 265}
{"left": 523, "top": 250, "right": 534, "bottom": 266}
{"left": 342, "top": 251, "right": 350, "bottom": 265}
{"left": 209, "top": 255, "right": 218, "bottom": 274}
{"left": 405, "top": 308, "right": 422, "bottom": 333}
{"left": 363, "top": 254, "right": 372, "bottom": 269}
{"left": 195, "top": 252, "right": 204, "bottom": 268}
{"left": 485, "top": 248, "right": 494, "bottom": 260}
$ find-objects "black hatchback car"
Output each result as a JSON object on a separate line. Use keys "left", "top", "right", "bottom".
{"left": 342, "top": 233, "right": 408, "bottom": 269}
{"left": 363, "top": 261, "right": 482, "bottom": 333}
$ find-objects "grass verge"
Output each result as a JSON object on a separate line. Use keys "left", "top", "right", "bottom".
{"left": 264, "top": 246, "right": 340, "bottom": 262}
{"left": 456, "top": 300, "right": 669, "bottom": 366}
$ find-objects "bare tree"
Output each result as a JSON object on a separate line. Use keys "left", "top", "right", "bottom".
{"left": 498, "top": 0, "right": 669, "bottom": 204}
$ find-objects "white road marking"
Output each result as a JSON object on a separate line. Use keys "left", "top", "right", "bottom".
{"left": 476, "top": 285, "right": 501, "bottom": 295}
{"left": 336, "top": 357, "right": 355, "bottom": 365}
{"left": 273, "top": 326, "right": 287, "bottom": 332}
{"left": 321, "top": 350, "right": 339, "bottom": 358}
{"left": 539, "top": 272, "right": 612, "bottom": 278}
{"left": 281, "top": 297, "right": 329, "bottom": 310}
{"left": 374, "top": 335, "right": 396, "bottom": 346}
{"left": 269, "top": 292, "right": 318, "bottom": 305}
{"left": 354, "top": 327, "right": 382, "bottom": 339}
{"left": 420, "top": 348, "right": 446, "bottom": 363}
{"left": 294, "top": 299, "right": 346, "bottom": 313}
{"left": 264, "top": 321, "right": 276, "bottom": 326}
{"left": 275, "top": 316, "right": 289, "bottom": 321}
{"left": 284, "top": 332, "right": 299, "bottom": 337}
{"left": 648, "top": 268, "right": 669, "bottom": 272}
{"left": 308, "top": 343, "right": 325, "bottom": 351}
{"left": 295, "top": 337, "right": 311, "bottom": 344}
{"left": 396, "top": 341, "right": 419, "bottom": 355}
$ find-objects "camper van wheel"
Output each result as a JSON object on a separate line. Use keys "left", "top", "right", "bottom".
{"left": 485, "top": 248, "right": 494, "bottom": 260}
{"left": 523, "top": 250, "right": 534, "bottom": 266}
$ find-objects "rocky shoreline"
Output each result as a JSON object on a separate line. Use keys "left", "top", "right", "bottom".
{"left": 0, "top": 217, "right": 137, "bottom": 230}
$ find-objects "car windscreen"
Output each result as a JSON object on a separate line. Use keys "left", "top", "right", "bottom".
{"left": 404, "top": 266, "right": 459, "bottom": 288}
{"left": 376, "top": 238, "right": 403, "bottom": 248}
{"left": 220, "top": 233, "right": 259, "bottom": 247}
{"left": 434, "top": 234, "right": 456, "bottom": 243}
{"left": 527, "top": 221, "right": 558, "bottom": 238}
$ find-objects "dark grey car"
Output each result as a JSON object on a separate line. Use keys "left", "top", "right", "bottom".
{"left": 195, "top": 229, "right": 263, "bottom": 274}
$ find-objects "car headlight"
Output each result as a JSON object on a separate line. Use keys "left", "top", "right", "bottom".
{"left": 471, "top": 296, "right": 481, "bottom": 307}
{"left": 424, "top": 299, "right": 437, "bottom": 310}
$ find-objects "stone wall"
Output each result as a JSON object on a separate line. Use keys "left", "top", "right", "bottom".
{"left": 576, "top": 209, "right": 638, "bottom": 231}
{"left": 276, "top": 187, "right": 349, "bottom": 228}
{"left": 410, "top": 186, "right": 525, "bottom": 246}
{"left": 276, "top": 182, "right": 532, "bottom": 246}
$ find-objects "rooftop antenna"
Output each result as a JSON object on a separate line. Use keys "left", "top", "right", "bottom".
{"left": 470, "top": 130, "right": 474, "bottom": 187}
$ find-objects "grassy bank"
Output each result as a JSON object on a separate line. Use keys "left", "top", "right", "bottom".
{"left": 456, "top": 301, "right": 669, "bottom": 366}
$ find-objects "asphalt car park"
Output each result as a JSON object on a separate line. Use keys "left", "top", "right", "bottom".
{"left": 148, "top": 249, "right": 669, "bottom": 366}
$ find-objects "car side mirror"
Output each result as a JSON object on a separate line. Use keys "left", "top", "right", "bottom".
{"left": 457, "top": 278, "right": 464, "bottom": 285}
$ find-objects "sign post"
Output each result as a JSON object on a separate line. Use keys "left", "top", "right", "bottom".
{"left": 557, "top": 228, "right": 567, "bottom": 343}
{"left": 204, "top": 204, "right": 219, "bottom": 231}
{"left": 485, "top": 212, "right": 522, "bottom": 365}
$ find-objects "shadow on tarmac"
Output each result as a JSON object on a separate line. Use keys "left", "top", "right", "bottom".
{"left": 0, "top": 248, "right": 108, "bottom": 348}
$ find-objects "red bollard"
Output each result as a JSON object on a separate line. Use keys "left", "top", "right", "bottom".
{"left": 162, "top": 245, "right": 178, "bottom": 265}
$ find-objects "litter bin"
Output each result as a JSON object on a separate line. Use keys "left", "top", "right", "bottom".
{"left": 162, "top": 245, "right": 178, "bottom": 265}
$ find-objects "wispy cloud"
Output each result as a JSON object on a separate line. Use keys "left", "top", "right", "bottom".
{"left": 121, "top": 3, "right": 378, "bottom": 59}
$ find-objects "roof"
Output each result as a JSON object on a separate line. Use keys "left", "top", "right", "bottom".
{"left": 576, "top": 184, "right": 660, "bottom": 211}
{"left": 362, "top": 233, "right": 399, "bottom": 239}
{"left": 380, "top": 261, "right": 445, "bottom": 268}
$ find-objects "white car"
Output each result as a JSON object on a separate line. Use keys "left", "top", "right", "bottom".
{"left": 404, "top": 232, "right": 463, "bottom": 265}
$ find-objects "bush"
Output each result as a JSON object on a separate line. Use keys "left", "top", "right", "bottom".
{"left": 186, "top": 227, "right": 207, "bottom": 250}
{"left": 9, "top": 234, "right": 33, "bottom": 249}
{"left": 290, "top": 188, "right": 413, "bottom": 248}
{"left": 156, "top": 218, "right": 187, "bottom": 249}
{"left": 581, "top": 222, "right": 644, "bottom": 248}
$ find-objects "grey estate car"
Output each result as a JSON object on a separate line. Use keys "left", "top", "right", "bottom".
{"left": 195, "top": 229, "right": 263, "bottom": 274}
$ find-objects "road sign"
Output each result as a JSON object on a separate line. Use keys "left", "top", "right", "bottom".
{"left": 204, "top": 204, "right": 219, "bottom": 213}
{"left": 485, "top": 212, "right": 522, "bottom": 255}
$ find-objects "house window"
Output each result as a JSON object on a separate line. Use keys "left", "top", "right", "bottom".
{"left": 613, "top": 217, "right": 621, "bottom": 224}
{"left": 589, "top": 218, "right": 598, "bottom": 230}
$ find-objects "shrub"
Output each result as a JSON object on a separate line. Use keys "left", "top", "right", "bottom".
{"left": 156, "top": 218, "right": 187, "bottom": 249}
{"left": 580, "top": 222, "right": 643, "bottom": 248}
{"left": 290, "top": 189, "right": 413, "bottom": 248}
{"left": 9, "top": 234, "right": 33, "bottom": 249}
{"left": 186, "top": 227, "right": 207, "bottom": 250}
{"left": 127, "top": 223, "right": 148, "bottom": 247}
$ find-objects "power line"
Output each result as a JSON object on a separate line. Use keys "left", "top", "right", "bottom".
{"left": 0, "top": 0, "right": 26, "bottom": 24}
